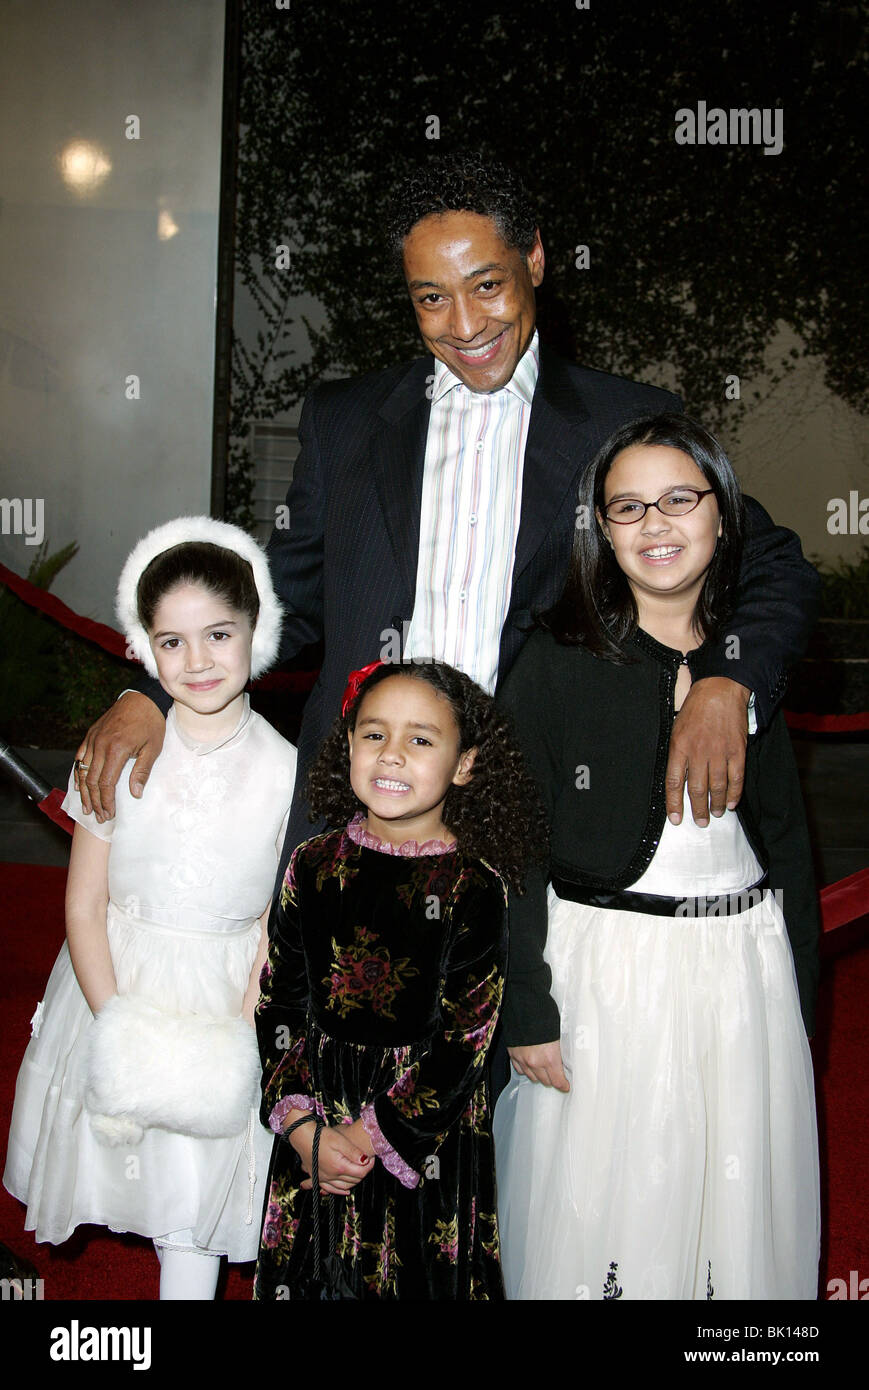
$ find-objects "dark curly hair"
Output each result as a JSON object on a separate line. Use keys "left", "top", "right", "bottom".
{"left": 306, "top": 660, "right": 547, "bottom": 893}
{"left": 386, "top": 151, "right": 539, "bottom": 268}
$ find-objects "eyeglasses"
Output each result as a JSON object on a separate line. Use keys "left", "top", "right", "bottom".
{"left": 602, "top": 487, "right": 714, "bottom": 525}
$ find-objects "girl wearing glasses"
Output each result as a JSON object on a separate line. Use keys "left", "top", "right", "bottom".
{"left": 493, "top": 413, "right": 820, "bottom": 1300}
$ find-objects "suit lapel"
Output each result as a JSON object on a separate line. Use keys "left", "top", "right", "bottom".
{"left": 369, "top": 358, "right": 433, "bottom": 606}
{"left": 368, "top": 345, "right": 594, "bottom": 608}
{"left": 512, "top": 344, "right": 592, "bottom": 581}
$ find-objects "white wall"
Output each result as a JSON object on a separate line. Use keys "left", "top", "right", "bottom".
{"left": 0, "top": 0, "right": 225, "bottom": 624}
{"left": 723, "top": 327, "right": 869, "bottom": 565}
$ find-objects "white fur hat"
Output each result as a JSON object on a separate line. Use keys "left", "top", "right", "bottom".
{"left": 115, "top": 516, "right": 283, "bottom": 680}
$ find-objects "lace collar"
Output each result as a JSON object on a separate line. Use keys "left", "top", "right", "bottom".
{"left": 168, "top": 694, "right": 252, "bottom": 756}
{"left": 346, "top": 811, "right": 457, "bottom": 857}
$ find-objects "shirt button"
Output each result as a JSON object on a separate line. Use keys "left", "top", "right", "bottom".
{"left": 460, "top": 591, "right": 467, "bottom": 602}
{"left": 469, "top": 514, "right": 477, "bottom": 526}
{"left": 475, "top": 441, "right": 484, "bottom": 452}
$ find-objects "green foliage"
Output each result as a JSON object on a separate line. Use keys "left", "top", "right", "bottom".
{"left": 0, "top": 542, "right": 79, "bottom": 723}
{"left": 227, "top": 0, "right": 868, "bottom": 517}
{"left": 225, "top": 438, "right": 255, "bottom": 532}
{"left": 57, "top": 635, "right": 131, "bottom": 736}
{"left": 811, "top": 547, "right": 869, "bottom": 620}
{"left": 25, "top": 540, "right": 79, "bottom": 591}
{"left": 0, "top": 542, "right": 131, "bottom": 742}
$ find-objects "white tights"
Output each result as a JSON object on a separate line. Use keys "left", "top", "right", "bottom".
{"left": 154, "top": 1236, "right": 222, "bottom": 1301}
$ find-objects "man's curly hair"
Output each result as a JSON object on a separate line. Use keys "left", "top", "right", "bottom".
{"left": 306, "top": 660, "right": 547, "bottom": 893}
{"left": 386, "top": 151, "right": 539, "bottom": 268}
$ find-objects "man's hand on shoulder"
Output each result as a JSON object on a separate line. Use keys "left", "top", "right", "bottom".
{"left": 666, "top": 677, "right": 751, "bottom": 826}
{"left": 74, "top": 691, "right": 166, "bottom": 822}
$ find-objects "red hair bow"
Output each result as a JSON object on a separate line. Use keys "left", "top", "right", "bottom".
{"left": 341, "top": 660, "right": 385, "bottom": 717}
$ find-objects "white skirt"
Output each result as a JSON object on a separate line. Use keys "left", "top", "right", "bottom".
{"left": 493, "top": 886, "right": 820, "bottom": 1300}
{"left": 3, "top": 906, "right": 274, "bottom": 1261}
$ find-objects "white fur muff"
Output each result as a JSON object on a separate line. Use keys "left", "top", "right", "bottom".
{"left": 85, "top": 993, "right": 261, "bottom": 1145}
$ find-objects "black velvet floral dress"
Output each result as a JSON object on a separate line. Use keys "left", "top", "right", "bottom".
{"left": 253, "top": 816, "right": 508, "bottom": 1301}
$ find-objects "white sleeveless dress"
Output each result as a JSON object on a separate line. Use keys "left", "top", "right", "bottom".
{"left": 493, "top": 792, "right": 820, "bottom": 1300}
{"left": 3, "top": 698, "right": 297, "bottom": 1260}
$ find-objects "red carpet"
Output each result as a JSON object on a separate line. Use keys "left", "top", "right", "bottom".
{"left": 0, "top": 864, "right": 253, "bottom": 1301}
{"left": 1, "top": 863, "right": 866, "bottom": 1301}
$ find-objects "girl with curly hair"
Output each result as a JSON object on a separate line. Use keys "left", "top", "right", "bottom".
{"left": 254, "top": 658, "right": 544, "bottom": 1301}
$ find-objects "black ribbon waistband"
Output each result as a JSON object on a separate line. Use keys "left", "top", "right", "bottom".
{"left": 550, "top": 874, "right": 770, "bottom": 918}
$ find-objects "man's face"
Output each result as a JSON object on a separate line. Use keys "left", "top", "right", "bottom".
{"left": 401, "top": 210, "right": 545, "bottom": 393}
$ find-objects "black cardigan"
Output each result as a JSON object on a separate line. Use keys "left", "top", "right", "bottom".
{"left": 497, "top": 627, "right": 820, "bottom": 1042}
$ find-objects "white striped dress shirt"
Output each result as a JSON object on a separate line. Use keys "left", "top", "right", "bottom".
{"left": 403, "top": 331, "right": 540, "bottom": 694}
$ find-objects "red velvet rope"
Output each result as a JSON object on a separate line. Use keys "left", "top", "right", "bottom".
{"left": 784, "top": 710, "right": 869, "bottom": 734}
{"left": 37, "top": 788, "right": 76, "bottom": 837}
{"left": 0, "top": 561, "right": 316, "bottom": 692}
{"left": 818, "top": 868, "right": 869, "bottom": 935}
{"left": 1, "top": 561, "right": 130, "bottom": 660}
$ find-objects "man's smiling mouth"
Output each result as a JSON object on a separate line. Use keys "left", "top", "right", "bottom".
{"left": 449, "top": 330, "right": 506, "bottom": 361}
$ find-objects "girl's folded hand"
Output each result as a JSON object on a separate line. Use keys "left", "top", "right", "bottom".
{"left": 295, "top": 1125, "right": 373, "bottom": 1194}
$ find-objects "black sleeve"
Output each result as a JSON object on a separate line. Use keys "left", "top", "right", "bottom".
{"left": 255, "top": 849, "right": 313, "bottom": 1127}
{"left": 132, "top": 672, "right": 171, "bottom": 715}
{"left": 690, "top": 495, "right": 820, "bottom": 729}
{"left": 496, "top": 635, "right": 563, "bottom": 1047}
{"left": 751, "top": 713, "right": 821, "bottom": 1036}
{"left": 264, "top": 387, "right": 327, "bottom": 666}
{"left": 372, "top": 875, "right": 508, "bottom": 1174}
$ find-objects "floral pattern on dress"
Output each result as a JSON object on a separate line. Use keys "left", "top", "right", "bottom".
{"left": 323, "top": 925, "right": 420, "bottom": 1021}
{"left": 428, "top": 1215, "right": 460, "bottom": 1263}
{"left": 357, "top": 1199, "right": 402, "bottom": 1296}
{"left": 442, "top": 965, "right": 503, "bottom": 1067}
{"left": 385, "top": 1064, "right": 442, "bottom": 1119}
{"left": 312, "top": 829, "right": 362, "bottom": 894}
{"left": 394, "top": 860, "right": 459, "bottom": 912}
{"left": 267, "top": 1036, "right": 311, "bottom": 1098}
{"left": 479, "top": 1210, "right": 499, "bottom": 1259}
{"left": 261, "top": 1188, "right": 286, "bottom": 1250}
{"left": 341, "top": 1195, "right": 364, "bottom": 1261}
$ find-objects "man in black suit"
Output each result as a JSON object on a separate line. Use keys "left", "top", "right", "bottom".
{"left": 76, "top": 153, "right": 819, "bottom": 926}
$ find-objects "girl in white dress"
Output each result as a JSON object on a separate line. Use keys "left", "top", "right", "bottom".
{"left": 493, "top": 414, "right": 820, "bottom": 1300}
{"left": 3, "top": 517, "right": 297, "bottom": 1299}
